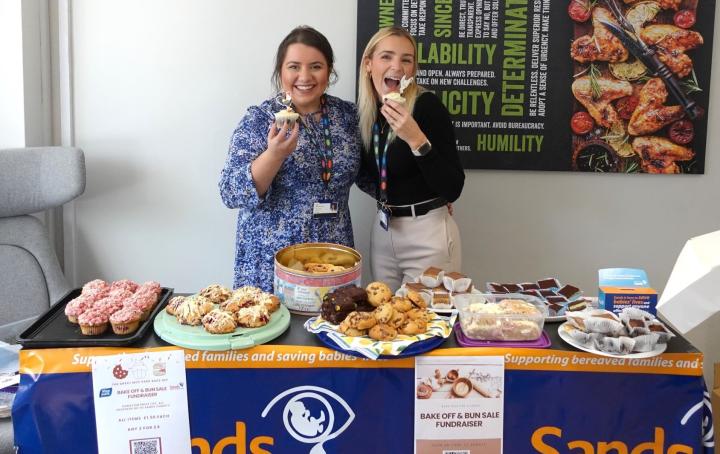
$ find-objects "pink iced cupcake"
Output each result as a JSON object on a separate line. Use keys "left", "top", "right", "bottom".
{"left": 107, "top": 288, "right": 134, "bottom": 300}
{"left": 81, "top": 279, "right": 110, "bottom": 300}
{"left": 78, "top": 308, "right": 109, "bottom": 335}
{"left": 137, "top": 281, "right": 162, "bottom": 297}
{"left": 92, "top": 296, "right": 125, "bottom": 316}
{"left": 64, "top": 295, "right": 93, "bottom": 324}
{"left": 125, "top": 293, "right": 156, "bottom": 320}
{"left": 134, "top": 286, "right": 160, "bottom": 310}
{"left": 110, "top": 279, "right": 138, "bottom": 294}
{"left": 109, "top": 307, "right": 143, "bottom": 335}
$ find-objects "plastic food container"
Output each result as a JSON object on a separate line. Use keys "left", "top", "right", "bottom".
{"left": 274, "top": 243, "right": 362, "bottom": 315}
{"left": 453, "top": 293, "right": 548, "bottom": 341}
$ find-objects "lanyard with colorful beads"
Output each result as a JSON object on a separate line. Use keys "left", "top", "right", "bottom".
{"left": 372, "top": 122, "right": 390, "bottom": 202}
{"left": 317, "top": 96, "right": 333, "bottom": 186}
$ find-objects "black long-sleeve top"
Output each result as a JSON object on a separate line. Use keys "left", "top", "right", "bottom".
{"left": 358, "top": 91, "right": 465, "bottom": 205}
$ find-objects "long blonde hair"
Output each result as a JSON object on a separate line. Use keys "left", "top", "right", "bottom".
{"left": 357, "top": 26, "right": 423, "bottom": 150}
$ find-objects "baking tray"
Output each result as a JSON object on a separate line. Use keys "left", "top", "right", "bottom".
{"left": 17, "top": 287, "right": 173, "bottom": 348}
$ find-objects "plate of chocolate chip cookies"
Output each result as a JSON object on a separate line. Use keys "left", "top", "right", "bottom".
{"left": 304, "top": 281, "right": 456, "bottom": 360}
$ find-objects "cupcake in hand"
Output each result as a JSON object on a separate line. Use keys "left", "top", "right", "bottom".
{"left": 274, "top": 92, "right": 299, "bottom": 128}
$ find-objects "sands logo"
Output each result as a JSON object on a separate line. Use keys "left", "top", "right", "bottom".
{"left": 191, "top": 421, "right": 273, "bottom": 454}
{"left": 531, "top": 427, "right": 693, "bottom": 454}
{"left": 261, "top": 385, "right": 356, "bottom": 454}
{"left": 531, "top": 395, "right": 714, "bottom": 453}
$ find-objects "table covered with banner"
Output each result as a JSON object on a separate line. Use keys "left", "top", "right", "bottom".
{"left": 12, "top": 317, "right": 714, "bottom": 453}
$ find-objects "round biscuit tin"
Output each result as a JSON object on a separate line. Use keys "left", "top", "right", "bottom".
{"left": 274, "top": 243, "right": 362, "bottom": 315}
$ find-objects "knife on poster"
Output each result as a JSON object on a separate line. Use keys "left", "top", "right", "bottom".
{"left": 599, "top": 0, "right": 702, "bottom": 120}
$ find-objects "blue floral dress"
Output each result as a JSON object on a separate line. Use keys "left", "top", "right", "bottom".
{"left": 219, "top": 95, "right": 360, "bottom": 291}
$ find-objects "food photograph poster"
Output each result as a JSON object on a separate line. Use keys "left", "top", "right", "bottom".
{"left": 357, "top": 0, "right": 716, "bottom": 173}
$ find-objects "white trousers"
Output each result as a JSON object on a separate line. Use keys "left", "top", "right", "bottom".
{"left": 370, "top": 206, "right": 462, "bottom": 291}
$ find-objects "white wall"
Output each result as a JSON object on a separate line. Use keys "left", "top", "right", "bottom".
{"left": 70, "top": 0, "right": 365, "bottom": 289}
{"left": 0, "top": 0, "right": 25, "bottom": 148}
{"left": 69, "top": 1, "right": 720, "bottom": 379}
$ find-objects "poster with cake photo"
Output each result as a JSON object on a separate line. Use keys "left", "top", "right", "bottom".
{"left": 414, "top": 356, "right": 504, "bottom": 454}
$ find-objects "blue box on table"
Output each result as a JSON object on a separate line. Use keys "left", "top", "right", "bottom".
{"left": 598, "top": 268, "right": 658, "bottom": 315}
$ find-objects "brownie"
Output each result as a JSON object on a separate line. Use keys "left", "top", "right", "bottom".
{"left": 648, "top": 324, "right": 669, "bottom": 333}
{"left": 487, "top": 282, "right": 506, "bottom": 292}
{"left": 335, "top": 285, "right": 368, "bottom": 303}
{"left": 557, "top": 284, "right": 580, "bottom": 299}
{"left": 567, "top": 300, "right": 588, "bottom": 311}
{"left": 502, "top": 283, "right": 522, "bottom": 292}
{"left": 321, "top": 288, "right": 362, "bottom": 324}
{"left": 537, "top": 278, "right": 560, "bottom": 289}
{"left": 546, "top": 295, "right": 568, "bottom": 304}
{"left": 520, "top": 282, "right": 540, "bottom": 290}
{"left": 355, "top": 302, "right": 376, "bottom": 313}
{"left": 405, "top": 282, "right": 428, "bottom": 292}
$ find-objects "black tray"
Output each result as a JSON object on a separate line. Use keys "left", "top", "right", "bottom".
{"left": 17, "top": 287, "right": 173, "bottom": 348}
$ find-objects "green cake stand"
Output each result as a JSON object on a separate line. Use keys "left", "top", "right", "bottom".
{"left": 153, "top": 305, "right": 291, "bottom": 350}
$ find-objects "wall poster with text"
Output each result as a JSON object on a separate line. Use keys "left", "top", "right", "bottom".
{"left": 357, "top": 0, "right": 715, "bottom": 173}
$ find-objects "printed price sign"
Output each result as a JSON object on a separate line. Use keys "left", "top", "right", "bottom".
{"left": 92, "top": 349, "right": 191, "bottom": 454}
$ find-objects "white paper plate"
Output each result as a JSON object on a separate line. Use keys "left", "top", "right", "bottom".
{"left": 557, "top": 322, "right": 667, "bottom": 358}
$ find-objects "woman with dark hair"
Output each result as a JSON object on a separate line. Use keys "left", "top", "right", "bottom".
{"left": 357, "top": 26, "right": 464, "bottom": 290}
{"left": 220, "top": 26, "right": 360, "bottom": 291}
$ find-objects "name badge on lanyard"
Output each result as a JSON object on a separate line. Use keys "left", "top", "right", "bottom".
{"left": 379, "top": 205, "right": 391, "bottom": 231}
{"left": 313, "top": 200, "right": 338, "bottom": 219}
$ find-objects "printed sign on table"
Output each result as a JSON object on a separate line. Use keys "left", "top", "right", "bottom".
{"left": 415, "top": 356, "right": 504, "bottom": 454}
{"left": 92, "top": 349, "right": 191, "bottom": 454}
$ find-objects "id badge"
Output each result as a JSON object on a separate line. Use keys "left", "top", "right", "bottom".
{"left": 312, "top": 200, "right": 339, "bottom": 219}
{"left": 379, "top": 206, "right": 391, "bottom": 231}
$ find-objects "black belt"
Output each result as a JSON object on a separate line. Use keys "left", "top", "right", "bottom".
{"left": 378, "top": 198, "right": 447, "bottom": 217}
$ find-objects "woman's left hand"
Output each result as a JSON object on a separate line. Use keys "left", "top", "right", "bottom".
{"left": 381, "top": 99, "right": 428, "bottom": 151}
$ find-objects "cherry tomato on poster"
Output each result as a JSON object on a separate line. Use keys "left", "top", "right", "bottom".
{"left": 571, "top": 111, "right": 595, "bottom": 135}
{"left": 669, "top": 120, "right": 694, "bottom": 144}
{"left": 616, "top": 95, "right": 639, "bottom": 120}
{"left": 674, "top": 10, "right": 696, "bottom": 29}
{"left": 568, "top": 0, "right": 592, "bottom": 23}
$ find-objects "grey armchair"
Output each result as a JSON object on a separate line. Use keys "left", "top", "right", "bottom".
{"left": 0, "top": 147, "right": 85, "bottom": 453}
{"left": 0, "top": 147, "right": 86, "bottom": 325}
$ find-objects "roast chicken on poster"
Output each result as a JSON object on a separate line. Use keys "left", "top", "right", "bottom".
{"left": 568, "top": 0, "right": 704, "bottom": 173}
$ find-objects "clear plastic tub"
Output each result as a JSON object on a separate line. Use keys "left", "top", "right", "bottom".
{"left": 453, "top": 293, "right": 548, "bottom": 341}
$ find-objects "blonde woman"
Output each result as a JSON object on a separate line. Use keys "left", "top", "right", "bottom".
{"left": 357, "top": 26, "right": 464, "bottom": 290}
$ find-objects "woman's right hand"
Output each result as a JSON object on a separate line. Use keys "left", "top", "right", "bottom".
{"left": 266, "top": 120, "right": 299, "bottom": 161}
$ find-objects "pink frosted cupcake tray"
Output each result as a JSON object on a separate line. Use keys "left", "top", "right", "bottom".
{"left": 17, "top": 287, "right": 173, "bottom": 348}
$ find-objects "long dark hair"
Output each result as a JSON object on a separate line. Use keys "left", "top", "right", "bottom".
{"left": 271, "top": 26, "right": 337, "bottom": 92}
